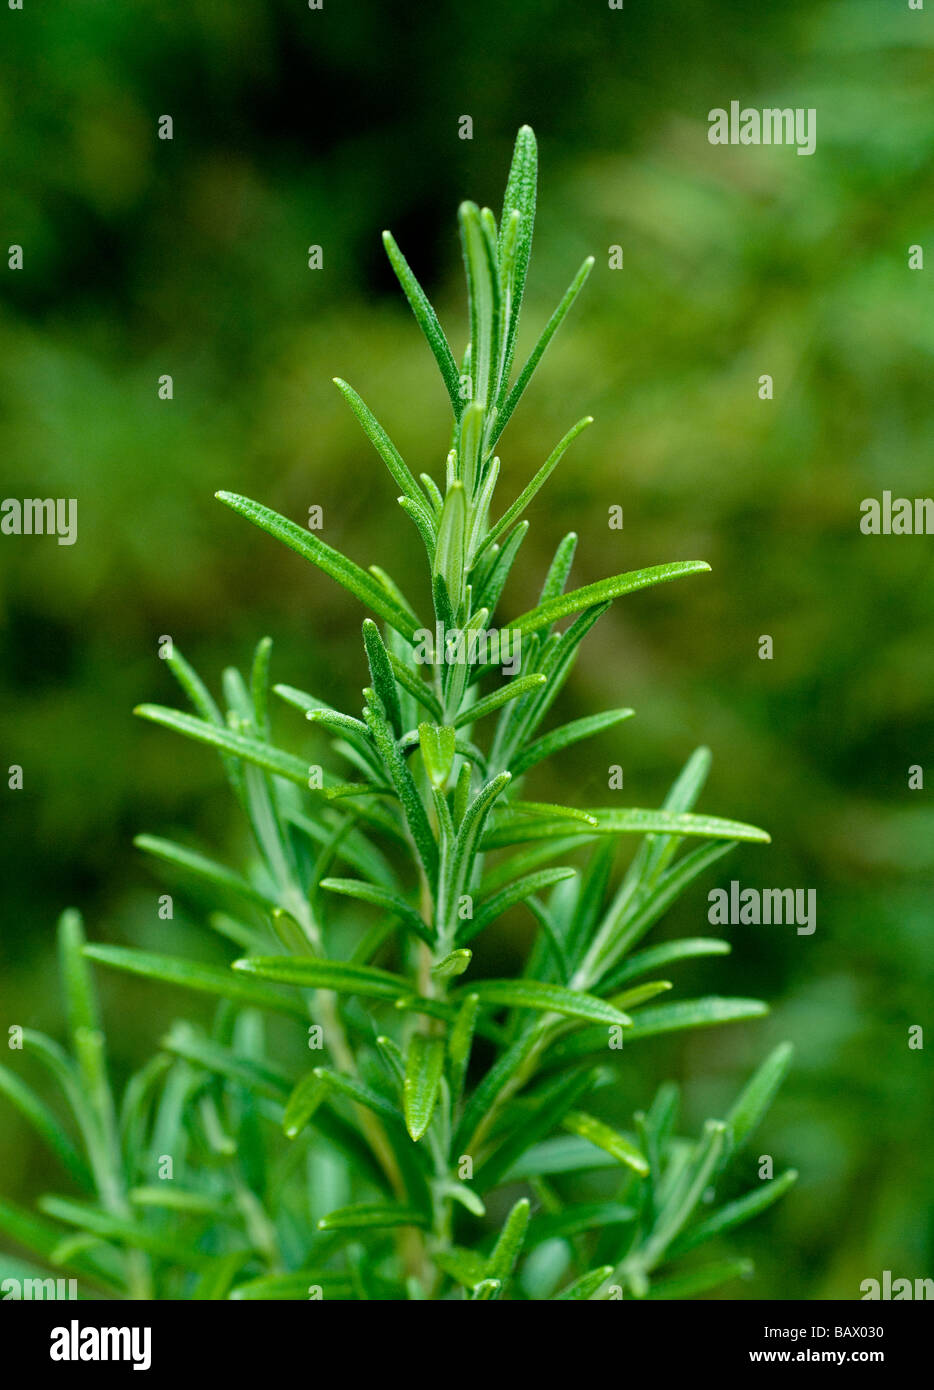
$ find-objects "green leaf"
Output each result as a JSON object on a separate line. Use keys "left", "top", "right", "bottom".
{"left": 362, "top": 618, "right": 404, "bottom": 737}
{"left": 134, "top": 834, "right": 279, "bottom": 912}
{"left": 453, "top": 1031, "right": 540, "bottom": 1154}
{"left": 502, "top": 1135, "right": 622, "bottom": 1179}
{"left": 510, "top": 561, "right": 711, "bottom": 638}
{"left": 543, "top": 998, "right": 770, "bottom": 1069}
{"left": 504, "top": 800, "right": 599, "bottom": 827}
{"left": 418, "top": 722, "right": 456, "bottom": 790}
{"left": 453, "top": 673, "right": 546, "bottom": 729}
{"left": 135, "top": 704, "right": 312, "bottom": 787}
{"left": 192, "top": 1253, "right": 254, "bottom": 1301}
{"left": 671, "top": 1168, "right": 798, "bottom": 1256}
{"left": 0, "top": 1065, "right": 92, "bottom": 1189}
{"left": 313, "top": 1068, "right": 403, "bottom": 1126}
{"left": 473, "top": 520, "right": 528, "bottom": 618}
{"left": 128, "top": 1186, "right": 230, "bottom": 1216}
{"left": 609, "top": 980, "right": 672, "bottom": 1011}
{"left": 459, "top": 866, "right": 577, "bottom": 945}
{"left": 333, "top": 378, "right": 427, "bottom": 506}
{"left": 644, "top": 1257, "right": 753, "bottom": 1300}
{"left": 403, "top": 1034, "right": 446, "bottom": 1141}
{"left": 492, "top": 256, "right": 594, "bottom": 448}
{"left": 434, "top": 1245, "right": 489, "bottom": 1290}
{"left": 160, "top": 1024, "right": 290, "bottom": 1100}
{"left": 603, "top": 937, "right": 732, "bottom": 991}
{"left": 388, "top": 652, "right": 443, "bottom": 721}
{"left": 216, "top": 491, "right": 419, "bottom": 639}
{"left": 432, "top": 480, "right": 467, "bottom": 614}
{"left": 459, "top": 202, "right": 500, "bottom": 414}
{"left": 448, "top": 993, "right": 480, "bottom": 1104}
{"left": 725, "top": 1042, "right": 795, "bottom": 1153}
{"left": 486, "top": 1197, "right": 530, "bottom": 1283}
{"left": 482, "top": 807, "right": 770, "bottom": 849}
{"left": 58, "top": 909, "right": 101, "bottom": 1044}
{"left": 496, "top": 125, "right": 538, "bottom": 402}
{"left": 0, "top": 1197, "right": 120, "bottom": 1289}
{"left": 438, "top": 771, "right": 512, "bottom": 936}
{"left": 232, "top": 955, "right": 410, "bottom": 1002}
{"left": 431, "top": 949, "right": 472, "bottom": 979}
{"left": 641, "top": 1119, "right": 729, "bottom": 1267}
{"left": 319, "top": 877, "right": 433, "bottom": 947}
{"left": 250, "top": 635, "right": 273, "bottom": 738}
{"left": 83, "top": 944, "right": 307, "bottom": 1019}
{"left": 38, "top": 1196, "right": 215, "bottom": 1268}
{"left": 230, "top": 1271, "right": 356, "bottom": 1300}
{"left": 532, "top": 1201, "right": 636, "bottom": 1242}
{"left": 282, "top": 1072, "right": 329, "bottom": 1138}
{"left": 562, "top": 1110, "right": 649, "bottom": 1176}
{"left": 627, "top": 996, "right": 769, "bottom": 1040}
{"left": 480, "top": 417, "right": 593, "bottom": 555}
{"left": 364, "top": 696, "right": 439, "bottom": 885}
{"left": 318, "top": 1202, "right": 429, "bottom": 1232}
{"left": 460, "top": 979, "right": 631, "bottom": 1027}
{"left": 511, "top": 708, "right": 635, "bottom": 777}
{"left": 553, "top": 1265, "right": 614, "bottom": 1300}
{"left": 471, "top": 1278, "right": 502, "bottom": 1300}
{"left": 478, "top": 1069, "right": 596, "bottom": 1190}
{"left": 382, "top": 230, "right": 462, "bottom": 416}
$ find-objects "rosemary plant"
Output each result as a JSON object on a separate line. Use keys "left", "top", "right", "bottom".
{"left": 0, "top": 128, "right": 795, "bottom": 1301}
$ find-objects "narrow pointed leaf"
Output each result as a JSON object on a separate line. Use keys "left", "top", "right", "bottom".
{"left": 403, "top": 1034, "right": 445, "bottom": 1141}
{"left": 134, "top": 834, "right": 280, "bottom": 911}
{"left": 318, "top": 1201, "right": 429, "bottom": 1232}
{"left": 459, "top": 866, "right": 576, "bottom": 945}
{"left": 0, "top": 1067, "right": 92, "bottom": 1188}
{"left": 486, "top": 1197, "right": 530, "bottom": 1282}
{"left": 333, "top": 378, "right": 427, "bottom": 505}
{"left": 511, "top": 708, "right": 635, "bottom": 777}
{"left": 382, "top": 230, "right": 462, "bottom": 414}
{"left": 216, "top": 491, "right": 419, "bottom": 639}
{"left": 725, "top": 1042, "right": 795, "bottom": 1152}
{"left": 553, "top": 1266, "right": 614, "bottom": 1300}
{"left": 603, "top": 937, "right": 731, "bottom": 992}
{"left": 459, "top": 979, "right": 631, "bottom": 1027}
{"left": 561, "top": 1110, "right": 649, "bottom": 1175}
{"left": 418, "top": 723, "right": 456, "bottom": 789}
{"left": 671, "top": 1168, "right": 799, "bottom": 1256}
{"left": 480, "top": 417, "right": 593, "bottom": 555}
{"left": 510, "top": 561, "right": 711, "bottom": 638}
{"left": 492, "top": 255, "right": 594, "bottom": 447}
{"left": 453, "top": 673, "right": 545, "bottom": 729}
{"left": 362, "top": 618, "right": 404, "bottom": 736}
{"left": 644, "top": 1258, "right": 753, "bottom": 1300}
{"left": 83, "top": 944, "right": 307, "bottom": 1018}
{"left": 319, "top": 877, "right": 433, "bottom": 947}
{"left": 135, "top": 704, "right": 312, "bottom": 786}
{"left": 483, "top": 808, "right": 770, "bottom": 849}
{"left": 232, "top": 955, "right": 410, "bottom": 1002}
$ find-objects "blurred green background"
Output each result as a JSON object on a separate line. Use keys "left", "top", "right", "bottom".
{"left": 1, "top": 0, "right": 932, "bottom": 1298}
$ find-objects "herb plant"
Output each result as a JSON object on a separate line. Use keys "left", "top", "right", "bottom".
{"left": 0, "top": 127, "right": 795, "bottom": 1301}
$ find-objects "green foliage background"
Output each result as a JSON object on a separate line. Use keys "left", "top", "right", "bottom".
{"left": 1, "top": 0, "right": 932, "bottom": 1298}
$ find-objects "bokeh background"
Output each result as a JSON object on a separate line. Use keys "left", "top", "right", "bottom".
{"left": 1, "top": 0, "right": 932, "bottom": 1299}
